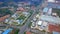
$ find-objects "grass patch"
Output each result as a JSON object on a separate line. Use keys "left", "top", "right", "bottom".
{"left": 12, "top": 22, "right": 18, "bottom": 25}
{"left": 17, "top": 15, "right": 26, "bottom": 20}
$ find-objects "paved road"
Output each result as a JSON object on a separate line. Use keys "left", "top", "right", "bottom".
{"left": 18, "top": 9, "right": 38, "bottom": 34}
{"left": 0, "top": 1, "right": 47, "bottom": 34}
{"left": 0, "top": 7, "right": 39, "bottom": 34}
{"left": 18, "top": 2, "right": 46, "bottom": 34}
{"left": 0, "top": 24, "right": 20, "bottom": 29}
{"left": 0, "top": 6, "right": 40, "bottom": 34}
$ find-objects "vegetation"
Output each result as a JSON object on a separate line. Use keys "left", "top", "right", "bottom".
{"left": 0, "top": 2, "right": 17, "bottom": 8}
{"left": 52, "top": 8, "right": 60, "bottom": 17}
{"left": 48, "top": 32, "right": 52, "bottom": 34}
{"left": 0, "top": 8, "right": 14, "bottom": 17}
{"left": 0, "top": 2, "right": 8, "bottom": 7}
{"left": 41, "top": 30, "right": 46, "bottom": 32}
{"left": 28, "top": 22, "right": 32, "bottom": 27}
{"left": 24, "top": 32, "right": 26, "bottom": 34}
{"left": 12, "top": 22, "right": 18, "bottom": 25}
{"left": 21, "top": 15, "right": 30, "bottom": 26}
{"left": 15, "top": 29, "right": 19, "bottom": 34}
{"left": 17, "top": 15, "right": 26, "bottom": 20}
{"left": 29, "top": 10, "right": 33, "bottom": 14}
{"left": 10, "top": 28, "right": 19, "bottom": 34}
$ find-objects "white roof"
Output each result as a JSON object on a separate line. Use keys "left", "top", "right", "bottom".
{"left": 16, "top": 20, "right": 20, "bottom": 24}
{"left": 37, "top": 21, "right": 42, "bottom": 25}
{"left": 47, "top": 8, "right": 52, "bottom": 15}
{"left": 0, "top": 31, "right": 2, "bottom": 34}
{"left": 48, "top": 0, "right": 55, "bottom": 2}
{"left": 42, "top": 21, "right": 48, "bottom": 26}
{"left": 5, "top": 19, "right": 9, "bottom": 23}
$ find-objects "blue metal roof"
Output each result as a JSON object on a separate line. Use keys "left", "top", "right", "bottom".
{"left": 53, "top": 31, "right": 59, "bottom": 34}
{"left": 43, "top": 7, "right": 49, "bottom": 12}
{"left": 2, "top": 28, "right": 13, "bottom": 34}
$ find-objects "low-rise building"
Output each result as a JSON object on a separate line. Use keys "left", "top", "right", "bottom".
{"left": 17, "top": 7, "right": 25, "bottom": 11}
{"left": 0, "top": 30, "right": 3, "bottom": 34}
{"left": 2, "top": 28, "right": 13, "bottom": 34}
{"left": 53, "top": 31, "right": 60, "bottom": 34}
{"left": 40, "top": 15, "right": 60, "bottom": 24}
{"left": 22, "top": 12, "right": 30, "bottom": 17}
{"left": 0, "top": 15, "right": 10, "bottom": 22}
{"left": 26, "top": 31, "right": 32, "bottom": 34}
{"left": 37, "top": 21, "right": 42, "bottom": 26}
{"left": 48, "top": 24, "right": 60, "bottom": 32}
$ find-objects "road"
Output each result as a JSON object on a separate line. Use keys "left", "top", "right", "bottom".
{"left": 18, "top": 9, "right": 37, "bottom": 34}
{"left": 0, "top": 24, "right": 20, "bottom": 28}
{"left": 0, "top": 1, "right": 47, "bottom": 34}
{"left": 18, "top": 1, "right": 45, "bottom": 34}
{"left": 18, "top": 0, "right": 48, "bottom": 34}
{"left": 0, "top": 5, "right": 40, "bottom": 34}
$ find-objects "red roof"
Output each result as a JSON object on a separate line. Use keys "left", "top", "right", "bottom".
{"left": 48, "top": 24, "right": 60, "bottom": 32}
{"left": 0, "top": 15, "right": 10, "bottom": 22}
{"left": 26, "top": 31, "right": 31, "bottom": 34}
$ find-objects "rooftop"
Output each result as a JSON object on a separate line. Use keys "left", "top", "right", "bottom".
{"left": 26, "top": 31, "right": 31, "bottom": 34}
{"left": 47, "top": 0, "right": 55, "bottom": 2}
{"left": 2, "top": 28, "right": 13, "bottom": 34}
{"left": 43, "top": 7, "right": 49, "bottom": 12}
{"left": 53, "top": 31, "right": 60, "bottom": 34}
{"left": 0, "top": 15, "right": 10, "bottom": 22}
{"left": 17, "top": 7, "right": 24, "bottom": 11}
{"left": 37, "top": 21, "right": 42, "bottom": 26}
{"left": 48, "top": 24, "right": 60, "bottom": 32}
{"left": 40, "top": 15, "right": 60, "bottom": 24}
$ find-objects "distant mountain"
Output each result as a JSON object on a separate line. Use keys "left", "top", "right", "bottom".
{"left": 0, "top": 0, "right": 42, "bottom": 3}
{"left": 0, "top": 0, "right": 41, "bottom": 2}
{"left": 0, "top": 0, "right": 42, "bottom": 6}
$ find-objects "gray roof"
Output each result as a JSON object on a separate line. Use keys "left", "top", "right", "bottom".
{"left": 40, "top": 15, "right": 60, "bottom": 24}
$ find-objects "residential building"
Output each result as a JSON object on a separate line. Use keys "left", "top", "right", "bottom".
{"left": 17, "top": 7, "right": 24, "bottom": 11}
{"left": 53, "top": 31, "right": 60, "bottom": 34}
{"left": 48, "top": 24, "right": 60, "bottom": 32}
{"left": 37, "top": 21, "right": 42, "bottom": 26}
{"left": 0, "top": 31, "right": 3, "bottom": 34}
{"left": 40, "top": 15, "right": 60, "bottom": 24}
{"left": 0, "top": 15, "right": 10, "bottom": 22}
{"left": 26, "top": 31, "right": 32, "bottom": 34}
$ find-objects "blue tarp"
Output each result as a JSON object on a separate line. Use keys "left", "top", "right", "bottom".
{"left": 2, "top": 28, "right": 13, "bottom": 34}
